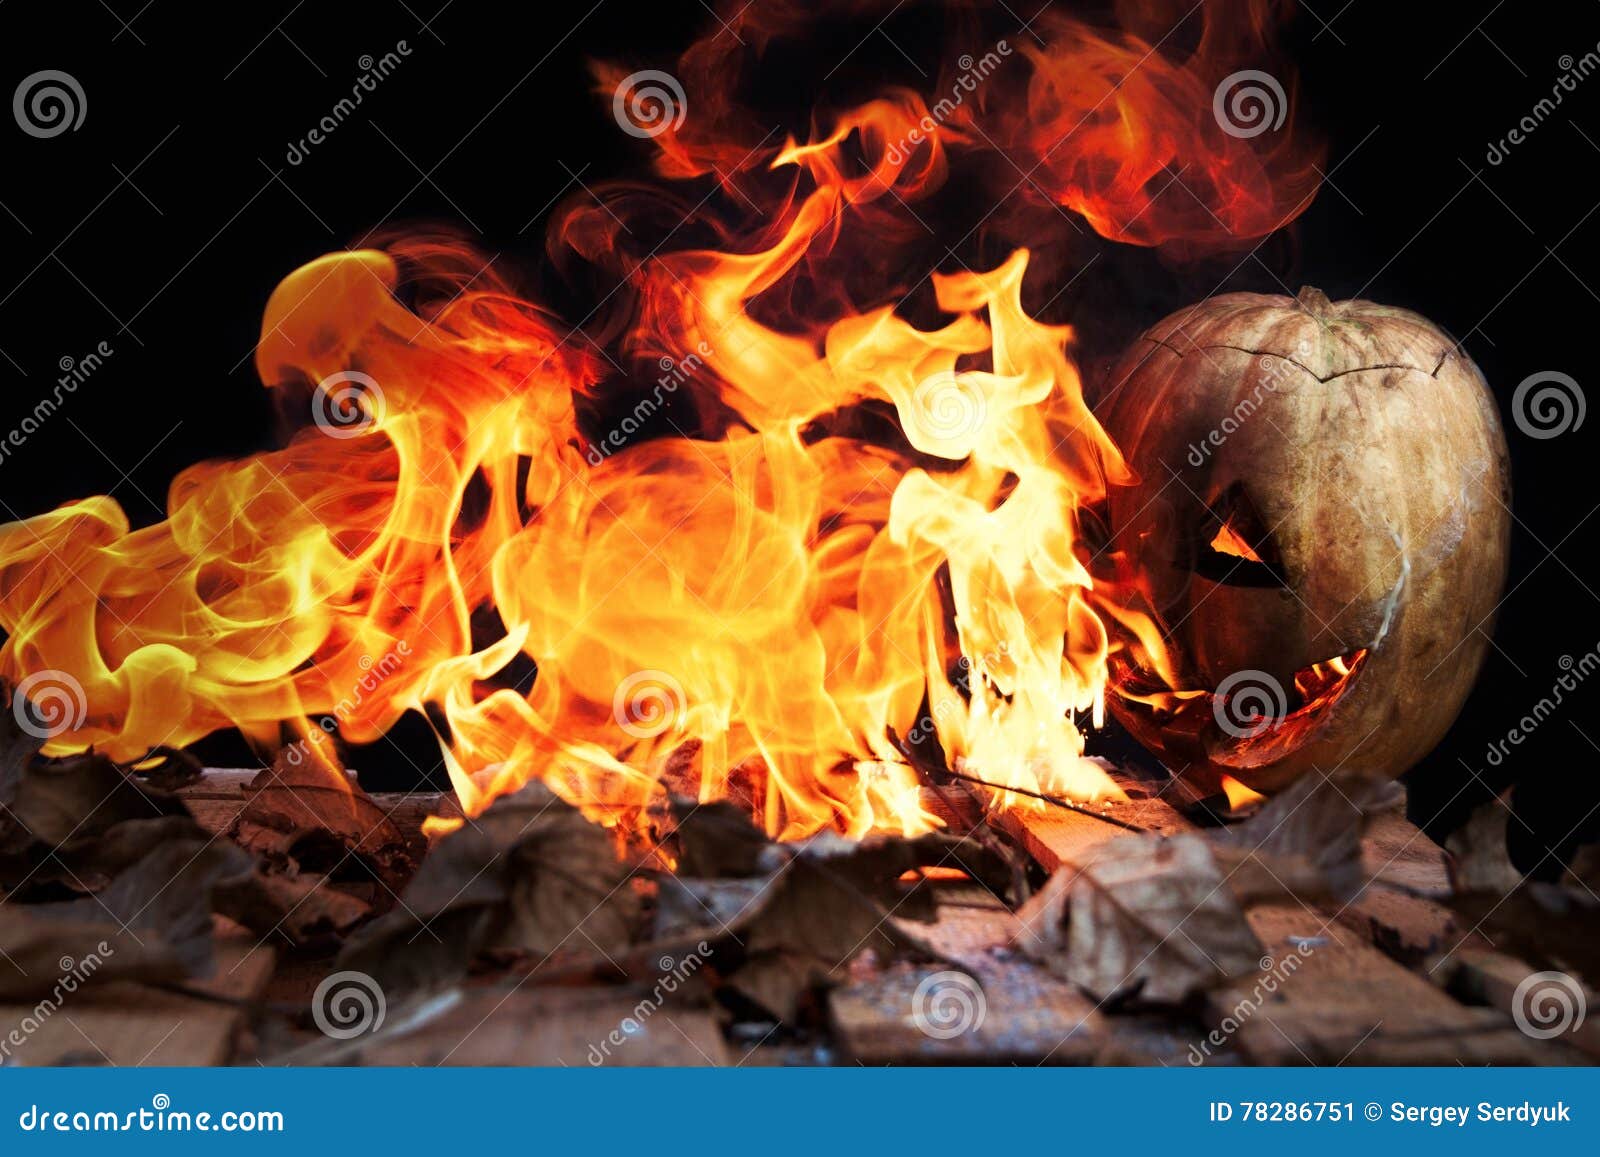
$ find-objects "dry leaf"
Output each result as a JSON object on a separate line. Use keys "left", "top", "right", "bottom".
{"left": 1445, "top": 792, "right": 1524, "bottom": 894}
{"left": 1215, "top": 767, "right": 1402, "bottom": 902}
{"left": 1, "top": 748, "right": 190, "bottom": 860}
{"left": 0, "top": 683, "right": 45, "bottom": 808}
{"left": 215, "top": 870, "right": 372, "bottom": 947}
{"left": 1448, "top": 883, "right": 1600, "bottom": 990}
{"left": 1014, "top": 833, "right": 1263, "bottom": 1004}
{"left": 231, "top": 739, "right": 411, "bottom": 891}
{"left": 1565, "top": 844, "right": 1600, "bottom": 896}
{"left": 0, "top": 831, "right": 251, "bottom": 1000}
{"left": 725, "top": 950, "right": 832, "bottom": 1023}
{"left": 340, "top": 782, "right": 640, "bottom": 995}
{"left": 652, "top": 810, "right": 949, "bottom": 1022}
{"left": 670, "top": 797, "right": 771, "bottom": 878}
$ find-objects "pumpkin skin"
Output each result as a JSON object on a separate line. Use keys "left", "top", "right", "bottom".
{"left": 1098, "top": 287, "right": 1511, "bottom": 794}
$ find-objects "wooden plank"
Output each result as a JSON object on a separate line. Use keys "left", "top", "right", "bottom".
{"left": 0, "top": 920, "right": 275, "bottom": 1066}
{"left": 1206, "top": 904, "right": 1589, "bottom": 1065}
{"left": 830, "top": 884, "right": 1107, "bottom": 1064}
{"left": 1343, "top": 808, "right": 1459, "bottom": 964}
{"left": 180, "top": 768, "right": 448, "bottom": 846}
{"left": 1362, "top": 808, "right": 1451, "bottom": 896}
{"left": 357, "top": 984, "right": 730, "bottom": 1066}
{"left": 982, "top": 787, "right": 1196, "bottom": 874}
{"left": 1439, "top": 948, "right": 1600, "bottom": 1061}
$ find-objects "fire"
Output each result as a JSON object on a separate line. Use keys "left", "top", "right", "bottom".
{"left": 0, "top": 4, "right": 1319, "bottom": 838}
{"left": 1209, "top": 522, "right": 1262, "bottom": 562}
{"left": 1218, "top": 773, "right": 1266, "bottom": 811}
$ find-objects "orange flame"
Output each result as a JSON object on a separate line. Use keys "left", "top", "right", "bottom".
{"left": 1218, "top": 773, "right": 1266, "bottom": 810}
{"left": 0, "top": 3, "right": 1318, "bottom": 837}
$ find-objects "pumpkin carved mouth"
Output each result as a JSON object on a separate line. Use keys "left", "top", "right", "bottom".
{"left": 1112, "top": 648, "right": 1369, "bottom": 771}
{"left": 1208, "top": 649, "right": 1369, "bottom": 767}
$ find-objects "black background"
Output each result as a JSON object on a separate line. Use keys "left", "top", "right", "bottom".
{"left": 1, "top": 1, "right": 1596, "bottom": 870}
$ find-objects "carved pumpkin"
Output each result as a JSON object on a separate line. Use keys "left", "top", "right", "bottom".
{"left": 1098, "top": 287, "right": 1511, "bottom": 794}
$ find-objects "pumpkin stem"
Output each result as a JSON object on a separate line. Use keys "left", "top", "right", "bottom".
{"left": 1296, "top": 286, "right": 1332, "bottom": 315}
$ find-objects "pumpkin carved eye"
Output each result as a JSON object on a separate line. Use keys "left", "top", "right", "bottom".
{"left": 1208, "top": 521, "right": 1259, "bottom": 562}
{"left": 1191, "top": 483, "right": 1286, "bottom": 588}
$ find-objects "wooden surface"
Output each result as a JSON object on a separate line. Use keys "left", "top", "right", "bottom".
{"left": 356, "top": 984, "right": 730, "bottom": 1066}
{"left": 29, "top": 768, "right": 1576, "bottom": 1067}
